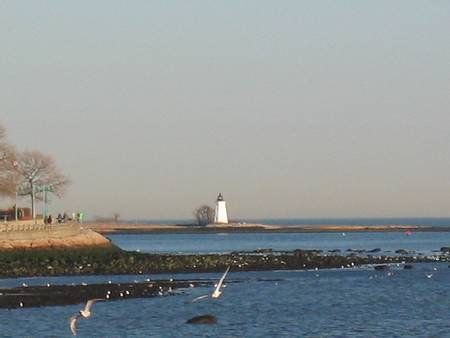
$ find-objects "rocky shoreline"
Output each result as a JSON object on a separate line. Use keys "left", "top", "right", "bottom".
{"left": 2, "top": 246, "right": 450, "bottom": 309}
{"left": 1, "top": 246, "right": 449, "bottom": 279}
{"left": 0, "top": 279, "right": 215, "bottom": 309}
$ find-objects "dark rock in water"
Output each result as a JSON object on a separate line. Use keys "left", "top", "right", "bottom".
{"left": 186, "top": 314, "right": 217, "bottom": 324}
{"left": 368, "top": 248, "right": 381, "bottom": 253}
{"left": 328, "top": 249, "right": 341, "bottom": 253}
{"left": 347, "top": 249, "right": 364, "bottom": 253}
{"left": 395, "top": 249, "right": 409, "bottom": 255}
{"left": 254, "top": 248, "right": 273, "bottom": 254}
{"left": 374, "top": 265, "right": 390, "bottom": 271}
{"left": 403, "top": 264, "right": 414, "bottom": 270}
{"left": 440, "top": 247, "right": 450, "bottom": 253}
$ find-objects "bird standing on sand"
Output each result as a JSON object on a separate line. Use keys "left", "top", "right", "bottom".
{"left": 192, "top": 266, "right": 230, "bottom": 302}
{"left": 69, "top": 299, "right": 104, "bottom": 336}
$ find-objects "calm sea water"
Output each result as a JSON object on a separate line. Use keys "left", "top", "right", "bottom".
{"left": 107, "top": 231, "right": 450, "bottom": 255}
{"left": 2, "top": 232, "right": 450, "bottom": 337}
{"left": 1, "top": 264, "right": 449, "bottom": 337}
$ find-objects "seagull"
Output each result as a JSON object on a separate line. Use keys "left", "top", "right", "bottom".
{"left": 69, "top": 299, "right": 104, "bottom": 336}
{"left": 212, "top": 266, "right": 230, "bottom": 299}
{"left": 425, "top": 273, "right": 433, "bottom": 279}
{"left": 192, "top": 266, "right": 231, "bottom": 302}
{"left": 191, "top": 294, "right": 209, "bottom": 302}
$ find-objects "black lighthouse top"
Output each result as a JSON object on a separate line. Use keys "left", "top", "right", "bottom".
{"left": 217, "top": 193, "right": 224, "bottom": 201}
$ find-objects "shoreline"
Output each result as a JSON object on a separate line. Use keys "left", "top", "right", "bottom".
{"left": 0, "top": 223, "right": 113, "bottom": 251}
{"left": 0, "top": 279, "right": 214, "bottom": 309}
{"left": 84, "top": 222, "right": 450, "bottom": 234}
{"left": 0, "top": 245, "right": 449, "bottom": 279}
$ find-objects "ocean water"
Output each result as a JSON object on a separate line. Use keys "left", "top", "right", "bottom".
{"left": 107, "top": 231, "right": 450, "bottom": 255}
{"left": 1, "top": 264, "right": 449, "bottom": 337}
{"left": 247, "top": 217, "right": 450, "bottom": 227}
{"left": 2, "top": 232, "right": 450, "bottom": 337}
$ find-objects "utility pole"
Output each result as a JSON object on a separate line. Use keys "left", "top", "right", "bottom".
{"left": 12, "top": 160, "right": 18, "bottom": 222}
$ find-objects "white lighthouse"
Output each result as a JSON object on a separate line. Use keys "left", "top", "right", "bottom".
{"left": 214, "top": 193, "right": 228, "bottom": 224}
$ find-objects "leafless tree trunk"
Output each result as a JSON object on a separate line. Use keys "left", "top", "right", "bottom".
{"left": 194, "top": 205, "right": 214, "bottom": 226}
{"left": 15, "top": 150, "right": 70, "bottom": 220}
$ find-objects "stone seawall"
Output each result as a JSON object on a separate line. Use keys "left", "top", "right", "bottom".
{"left": 0, "top": 223, "right": 112, "bottom": 250}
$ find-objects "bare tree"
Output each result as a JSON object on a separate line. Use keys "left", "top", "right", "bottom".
{"left": 15, "top": 150, "right": 70, "bottom": 219}
{"left": 194, "top": 205, "right": 214, "bottom": 226}
{"left": 0, "top": 124, "right": 18, "bottom": 197}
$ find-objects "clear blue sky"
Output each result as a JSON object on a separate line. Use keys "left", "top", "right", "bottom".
{"left": 1, "top": 1, "right": 449, "bottom": 220}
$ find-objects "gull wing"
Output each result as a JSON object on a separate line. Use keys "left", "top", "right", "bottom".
{"left": 192, "top": 294, "right": 209, "bottom": 302}
{"left": 84, "top": 298, "right": 104, "bottom": 312}
{"left": 214, "top": 266, "right": 230, "bottom": 293}
{"left": 69, "top": 314, "right": 81, "bottom": 336}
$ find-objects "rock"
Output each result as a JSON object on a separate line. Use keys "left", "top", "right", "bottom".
{"left": 254, "top": 248, "right": 273, "bottom": 254}
{"left": 374, "top": 265, "right": 389, "bottom": 271}
{"left": 440, "top": 247, "right": 450, "bottom": 253}
{"left": 395, "top": 249, "right": 409, "bottom": 255}
{"left": 347, "top": 249, "right": 364, "bottom": 253}
{"left": 328, "top": 249, "right": 341, "bottom": 253}
{"left": 403, "top": 264, "right": 414, "bottom": 270}
{"left": 368, "top": 248, "right": 381, "bottom": 253}
{"left": 186, "top": 315, "right": 217, "bottom": 324}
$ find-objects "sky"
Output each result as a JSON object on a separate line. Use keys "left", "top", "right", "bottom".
{"left": 1, "top": 1, "right": 449, "bottom": 220}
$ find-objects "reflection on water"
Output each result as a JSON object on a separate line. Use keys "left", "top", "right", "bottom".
{"left": 1, "top": 264, "right": 449, "bottom": 337}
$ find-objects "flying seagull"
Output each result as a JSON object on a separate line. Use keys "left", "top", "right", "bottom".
{"left": 69, "top": 299, "right": 104, "bottom": 336}
{"left": 192, "top": 266, "right": 230, "bottom": 302}
{"left": 212, "top": 266, "right": 230, "bottom": 298}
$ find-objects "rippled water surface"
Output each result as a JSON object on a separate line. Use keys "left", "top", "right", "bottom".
{"left": 2, "top": 232, "right": 450, "bottom": 337}
{"left": 107, "top": 231, "right": 450, "bottom": 255}
{"left": 1, "top": 264, "right": 450, "bottom": 337}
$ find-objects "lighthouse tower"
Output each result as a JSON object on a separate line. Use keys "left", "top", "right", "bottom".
{"left": 214, "top": 193, "right": 228, "bottom": 224}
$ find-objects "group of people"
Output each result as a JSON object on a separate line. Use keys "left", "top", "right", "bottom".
{"left": 45, "top": 212, "right": 85, "bottom": 224}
